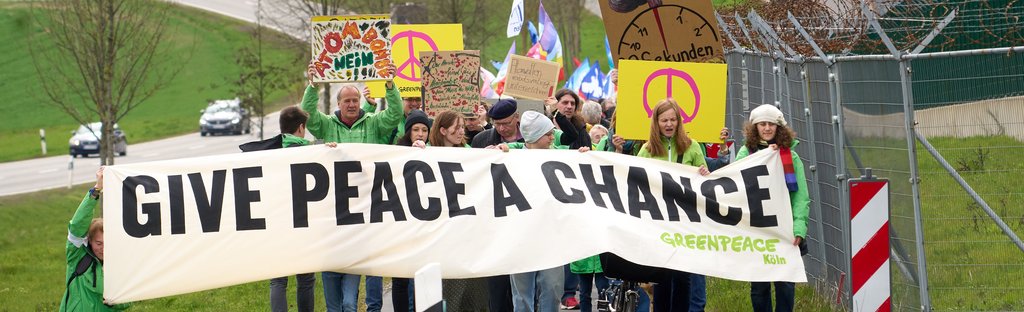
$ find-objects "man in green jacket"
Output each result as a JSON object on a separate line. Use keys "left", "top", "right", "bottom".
{"left": 61, "top": 167, "right": 129, "bottom": 311}
{"left": 302, "top": 63, "right": 402, "bottom": 144}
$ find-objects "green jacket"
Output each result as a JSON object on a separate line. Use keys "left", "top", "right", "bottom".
{"left": 300, "top": 84, "right": 403, "bottom": 144}
{"left": 570, "top": 255, "right": 603, "bottom": 274}
{"left": 61, "top": 193, "right": 129, "bottom": 312}
{"left": 281, "top": 134, "right": 310, "bottom": 148}
{"left": 636, "top": 137, "right": 708, "bottom": 168}
{"left": 735, "top": 140, "right": 810, "bottom": 238}
{"left": 361, "top": 100, "right": 407, "bottom": 144}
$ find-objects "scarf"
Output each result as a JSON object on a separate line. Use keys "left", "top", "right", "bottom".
{"left": 759, "top": 140, "right": 799, "bottom": 192}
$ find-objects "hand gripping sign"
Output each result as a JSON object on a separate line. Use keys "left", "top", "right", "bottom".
{"left": 616, "top": 59, "right": 726, "bottom": 143}
{"left": 310, "top": 15, "right": 393, "bottom": 82}
{"left": 368, "top": 24, "right": 465, "bottom": 98}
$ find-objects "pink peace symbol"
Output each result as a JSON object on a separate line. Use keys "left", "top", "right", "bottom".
{"left": 642, "top": 68, "right": 701, "bottom": 123}
{"left": 392, "top": 30, "right": 439, "bottom": 82}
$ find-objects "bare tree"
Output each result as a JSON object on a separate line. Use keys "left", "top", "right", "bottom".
{"left": 28, "top": 0, "right": 185, "bottom": 165}
{"left": 234, "top": 0, "right": 301, "bottom": 140}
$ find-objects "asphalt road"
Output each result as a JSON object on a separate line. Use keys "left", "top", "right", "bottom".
{"left": 0, "top": 0, "right": 309, "bottom": 197}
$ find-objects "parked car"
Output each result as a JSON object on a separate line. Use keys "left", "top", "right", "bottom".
{"left": 68, "top": 122, "right": 127, "bottom": 157}
{"left": 200, "top": 98, "right": 251, "bottom": 136}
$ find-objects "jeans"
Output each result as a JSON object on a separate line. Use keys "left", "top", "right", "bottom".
{"left": 578, "top": 273, "right": 609, "bottom": 312}
{"left": 270, "top": 273, "right": 315, "bottom": 312}
{"left": 392, "top": 278, "right": 414, "bottom": 312}
{"left": 488, "top": 275, "right": 514, "bottom": 312}
{"left": 563, "top": 265, "right": 580, "bottom": 301}
{"left": 653, "top": 271, "right": 691, "bottom": 312}
{"left": 689, "top": 274, "right": 706, "bottom": 312}
{"left": 322, "top": 272, "right": 360, "bottom": 312}
{"left": 510, "top": 267, "right": 564, "bottom": 312}
{"left": 366, "top": 276, "right": 383, "bottom": 312}
{"left": 750, "top": 282, "right": 795, "bottom": 312}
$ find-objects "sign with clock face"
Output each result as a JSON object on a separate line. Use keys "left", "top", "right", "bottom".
{"left": 598, "top": 0, "right": 724, "bottom": 67}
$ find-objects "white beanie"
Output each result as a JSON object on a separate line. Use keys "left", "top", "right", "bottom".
{"left": 749, "top": 104, "right": 787, "bottom": 126}
{"left": 519, "top": 111, "right": 554, "bottom": 143}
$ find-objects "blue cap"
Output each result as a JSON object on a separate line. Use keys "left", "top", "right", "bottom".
{"left": 488, "top": 99, "right": 518, "bottom": 119}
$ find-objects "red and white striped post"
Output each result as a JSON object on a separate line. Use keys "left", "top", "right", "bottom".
{"left": 849, "top": 173, "right": 891, "bottom": 312}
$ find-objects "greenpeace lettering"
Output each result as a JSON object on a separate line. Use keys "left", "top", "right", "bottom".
{"left": 102, "top": 144, "right": 805, "bottom": 303}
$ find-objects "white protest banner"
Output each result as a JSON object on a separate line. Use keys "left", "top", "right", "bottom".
{"left": 507, "top": 0, "right": 525, "bottom": 37}
{"left": 102, "top": 145, "right": 805, "bottom": 303}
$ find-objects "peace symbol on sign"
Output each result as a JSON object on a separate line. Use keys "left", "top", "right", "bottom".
{"left": 392, "top": 30, "right": 440, "bottom": 82}
{"left": 642, "top": 68, "right": 700, "bottom": 123}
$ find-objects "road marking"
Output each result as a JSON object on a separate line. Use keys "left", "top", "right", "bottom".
{"left": 39, "top": 168, "right": 58, "bottom": 174}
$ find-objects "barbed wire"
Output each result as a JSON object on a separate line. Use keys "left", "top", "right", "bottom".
{"left": 717, "top": 0, "right": 1024, "bottom": 56}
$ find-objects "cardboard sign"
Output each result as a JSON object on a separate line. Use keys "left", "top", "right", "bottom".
{"left": 598, "top": 0, "right": 724, "bottom": 67}
{"left": 368, "top": 24, "right": 465, "bottom": 98}
{"left": 616, "top": 59, "right": 726, "bottom": 143}
{"left": 420, "top": 50, "right": 481, "bottom": 117}
{"left": 503, "top": 54, "right": 560, "bottom": 100}
{"left": 310, "top": 15, "right": 393, "bottom": 82}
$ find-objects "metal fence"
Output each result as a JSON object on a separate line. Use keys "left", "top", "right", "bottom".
{"left": 721, "top": 11, "right": 1024, "bottom": 310}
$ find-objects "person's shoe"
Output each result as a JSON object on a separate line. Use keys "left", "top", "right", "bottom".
{"left": 561, "top": 297, "right": 580, "bottom": 310}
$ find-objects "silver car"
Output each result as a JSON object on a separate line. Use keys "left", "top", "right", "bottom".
{"left": 69, "top": 122, "right": 127, "bottom": 157}
{"left": 200, "top": 98, "right": 251, "bottom": 136}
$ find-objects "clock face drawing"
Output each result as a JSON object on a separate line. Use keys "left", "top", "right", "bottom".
{"left": 598, "top": 0, "right": 724, "bottom": 66}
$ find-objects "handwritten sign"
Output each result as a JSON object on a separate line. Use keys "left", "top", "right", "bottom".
{"left": 309, "top": 15, "right": 393, "bottom": 82}
{"left": 616, "top": 59, "right": 726, "bottom": 143}
{"left": 420, "top": 50, "right": 481, "bottom": 117}
{"left": 598, "top": 0, "right": 723, "bottom": 67}
{"left": 503, "top": 54, "right": 560, "bottom": 100}
{"left": 368, "top": 24, "right": 465, "bottom": 97}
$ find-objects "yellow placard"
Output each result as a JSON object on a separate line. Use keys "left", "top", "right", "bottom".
{"left": 368, "top": 24, "right": 464, "bottom": 98}
{"left": 616, "top": 59, "right": 727, "bottom": 143}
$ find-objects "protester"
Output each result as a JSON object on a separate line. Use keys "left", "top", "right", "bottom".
{"left": 303, "top": 61, "right": 402, "bottom": 145}
{"left": 737, "top": 104, "right": 810, "bottom": 312}
{"left": 548, "top": 89, "right": 591, "bottom": 149}
{"left": 595, "top": 114, "right": 641, "bottom": 156}
{"left": 239, "top": 106, "right": 316, "bottom": 312}
{"left": 396, "top": 109, "right": 431, "bottom": 147}
{"left": 60, "top": 167, "right": 130, "bottom": 312}
{"left": 570, "top": 254, "right": 607, "bottom": 312}
{"left": 589, "top": 125, "right": 609, "bottom": 150}
{"left": 465, "top": 101, "right": 492, "bottom": 143}
{"left": 581, "top": 100, "right": 608, "bottom": 130}
{"left": 425, "top": 110, "right": 469, "bottom": 148}
{"left": 471, "top": 98, "right": 524, "bottom": 148}
{"left": 508, "top": 110, "right": 576, "bottom": 312}
{"left": 688, "top": 126, "right": 733, "bottom": 312}
{"left": 304, "top": 61, "right": 400, "bottom": 312}
{"left": 636, "top": 99, "right": 709, "bottom": 312}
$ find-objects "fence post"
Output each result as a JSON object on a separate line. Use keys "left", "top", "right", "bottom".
{"left": 40, "top": 129, "right": 47, "bottom": 155}
{"left": 865, "top": 3, "right": 932, "bottom": 310}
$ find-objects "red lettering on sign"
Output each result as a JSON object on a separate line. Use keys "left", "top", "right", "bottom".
{"left": 341, "top": 22, "right": 361, "bottom": 40}
{"left": 324, "top": 32, "right": 343, "bottom": 54}
{"left": 361, "top": 28, "right": 378, "bottom": 44}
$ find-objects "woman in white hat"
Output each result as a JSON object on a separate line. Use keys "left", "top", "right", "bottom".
{"left": 735, "top": 104, "right": 810, "bottom": 312}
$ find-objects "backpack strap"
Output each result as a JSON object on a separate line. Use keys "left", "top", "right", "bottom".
{"left": 63, "top": 254, "right": 97, "bottom": 308}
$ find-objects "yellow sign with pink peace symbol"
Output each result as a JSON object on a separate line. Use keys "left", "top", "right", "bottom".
{"left": 368, "top": 24, "right": 464, "bottom": 98}
{"left": 616, "top": 59, "right": 727, "bottom": 143}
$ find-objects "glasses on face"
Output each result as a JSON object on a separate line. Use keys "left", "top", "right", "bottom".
{"left": 494, "top": 120, "right": 516, "bottom": 128}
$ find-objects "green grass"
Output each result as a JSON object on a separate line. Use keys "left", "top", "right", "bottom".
{"left": 846, "top": 135, "right": 1024, "bottom": 310}
{"left": 0, "top": 3, "right": 304, "bottom": 162}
